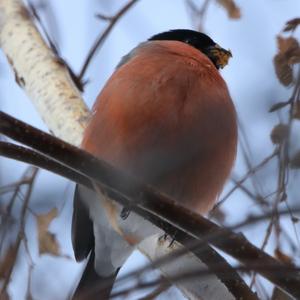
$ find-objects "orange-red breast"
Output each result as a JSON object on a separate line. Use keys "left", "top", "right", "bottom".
{"left": 72, "top": 29, "right": 237, "bottom": 299}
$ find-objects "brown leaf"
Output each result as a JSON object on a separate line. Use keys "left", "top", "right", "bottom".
{"left": 270, "top": 124, "right": 289, "bottom": 144}
{"left": 36, "top": 208, "right": 60, "bottom": 256}
{"left": 278, "top": 36, "right": 300, "bottom": 66}
{"left": 277, "top": 36, "right": 299, "bottom": 55}
{"left": 290, "top": 151, "right": 300, "bottom": 169}
{"left": 292, "top": 100, "right": 300, "bottom": 119}
{"left": 217, "top": 0, "right": 241, "bottom": 19}
{"left": 283, "top": 18, "right": 300, "bottom": 33}
{"left": 274, "top": 36, "right": 300, "bottom": 86}
{"left": 0, "top": 243, "right": 18, "bottom": 279}
{"left": 273, "top": 54, "right": 293, "bottom": 86}
{"left": 288, "top": 48, "right": 300, "bottom": 65}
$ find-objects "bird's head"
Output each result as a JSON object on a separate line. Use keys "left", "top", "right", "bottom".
{"left": 149, "top": 29, "right": 232, "bottom": 69}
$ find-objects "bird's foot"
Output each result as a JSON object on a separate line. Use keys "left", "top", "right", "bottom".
{"left": 158, "top": 233, "right": 168, "bottom": 243}
{"left": 158, "top": 232, "right": 177, "bottom": 248}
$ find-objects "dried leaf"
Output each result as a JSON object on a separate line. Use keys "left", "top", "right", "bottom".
{"left": 217, "top": 0, "right": 241, "bottom": 19}
{"left": 288, "top": 48, "right": 300, "bottom": 65}
{"left": 292, "top": 101, "right": 300, "bottom": 119}
{"left": 274, "top": 248, "right": 293, "bottom": 265}
{"left": 36, "top": 208, "right": 60, "bottom": 256}
{"left": 280, "top": 37, "right": 300, "bottom": 66}
{"left": 273, "top": 54, "right": 293, "bottom": 86}
{"left": 274, "top": 36, "right": 300, "bottom": 86}
{"left": 283, "top": 18, "right": 300, "bottom": 33}
{"left": 0, "top": 243, "right": 18, "bottom": 279}
{"left": 270, "top": 124, "right": 289, "bottom": 144}
{"left": 277, "top": 36, "right": 299, "bottom": 54}
{"left": 290, "top": 151, "right": 300, "bottom": 169}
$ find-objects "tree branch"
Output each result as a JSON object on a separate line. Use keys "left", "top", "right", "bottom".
{"left": 1, "top": 111, "right": 299, "bottom": 299}
{"left": 78, "top": 0, "right": 140, "bottom": 81}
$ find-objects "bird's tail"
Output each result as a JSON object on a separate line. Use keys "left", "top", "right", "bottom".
{"left": 72, "top": 250, "right": 119, "bottom": 300}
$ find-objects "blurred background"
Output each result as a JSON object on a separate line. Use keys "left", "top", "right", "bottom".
{"left": 1, "top": 0, "right": 300, "bottom": 299}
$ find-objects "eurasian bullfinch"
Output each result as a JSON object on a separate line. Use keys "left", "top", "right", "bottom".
{"left": 72, "top": 29, "right": 237, "bottom": 299}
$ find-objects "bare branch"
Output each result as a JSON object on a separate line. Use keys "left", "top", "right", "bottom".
{"left": 0, "top": 167, "right": 38, "bottom": 298}
{"left": 78, "top": 0, "right": 139, "bottom": 82}
{"left": 0, "top": 111, "right": 299, "bottom": 298}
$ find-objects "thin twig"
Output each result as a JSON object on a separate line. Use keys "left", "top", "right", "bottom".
{"left": 185, "top": 0, "right": 212, "bottom": 31}
{"left": 0, "top": 111, "right": 299, "bottom": 298}
{"left": 216, "top": 149, "right": 278, "bottom": 209}
{"left": 109, "top": 264, "right": 300, "bottom": 300}
{"left": 78, "top": 0, "right": 139, "bottom": 81}
{"left": 0, "top": 167, "right": 38, "bottom": 297}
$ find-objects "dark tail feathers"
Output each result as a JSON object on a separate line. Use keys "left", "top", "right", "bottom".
{"left": 72, "top": 250, "right": 119, "bottom": 300}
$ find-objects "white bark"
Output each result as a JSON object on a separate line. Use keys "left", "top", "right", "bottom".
{"left": 0, "top": 0, "right": 89, "bottom": 146}
{"left": 0, "top": 0, "right": 235, "bottom": 299}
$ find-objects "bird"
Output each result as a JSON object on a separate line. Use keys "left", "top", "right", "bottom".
{"left": 71, "top": 29, "right": 237, "bottom": 299}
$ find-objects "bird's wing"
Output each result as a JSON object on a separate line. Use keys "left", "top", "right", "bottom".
{"left": 72, "top": 184, "right": 94, "bottom": 261}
